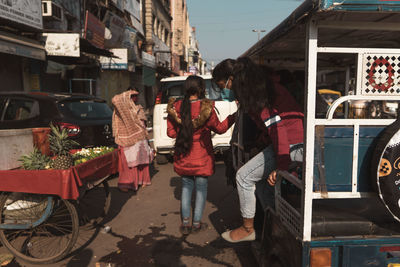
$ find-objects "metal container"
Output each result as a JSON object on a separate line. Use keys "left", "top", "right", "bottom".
{"left": 0, "top": 129, "right": 33, "bottom": 170}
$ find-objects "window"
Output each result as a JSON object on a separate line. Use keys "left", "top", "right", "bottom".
{"left": 58, "top": 100, "right": 112, "bottom": 119}
{"left": 158, "top": 24, "right": 161, "bottom": 39}
{"left": 153, "top": 16, "right": 157, "bottom": 34}
{"left": 160, "top": 79, "right": 222, "bottom": 104}
{"left": 3, "top": 98, "right": 39, "bottom": 121}
{"left": 165, "top": 29, "right": 169, "bottom": 45}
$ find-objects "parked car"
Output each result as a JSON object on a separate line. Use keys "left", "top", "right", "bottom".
{"left": 152, "top": 74, "right": 237, "bottom": 164}
{"left": 0, "top": 92, "right": 114, "bottom": 147}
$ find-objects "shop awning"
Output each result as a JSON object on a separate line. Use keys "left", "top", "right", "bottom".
{"left": 0, "top": 30, "right": 45, "bottom": 61}
{"left": 80, "top": 38, "right": 114, "bottom": 57}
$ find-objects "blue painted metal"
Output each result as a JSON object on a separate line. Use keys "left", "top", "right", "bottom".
{"left": 321, "top": 0, "right": 400, "bottom": 11}
{"left": 331, "top": 246, "right": 339, "bottom": 267}
{"left": 0, "top": 196, "right": 54, "bottom": 230}
{"left": 310, "top": 237, "right": 400, "bottom": 247}
{"left": 313, "top": 127, "right": 384, "bottom": 192}
{"left": 302, "top": 242, "right": 310, "bottom": 267}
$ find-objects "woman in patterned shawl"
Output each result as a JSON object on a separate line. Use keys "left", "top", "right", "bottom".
{"left": 112, "top": 88, "right": 153, "bottom": 191}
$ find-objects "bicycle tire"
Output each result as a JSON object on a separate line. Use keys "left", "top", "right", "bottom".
{"left": 0, "top": 193, "right": 79, "bottom": 264}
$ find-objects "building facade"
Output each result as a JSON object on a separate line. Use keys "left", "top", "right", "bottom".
{"left": 170, "top": 0, "right": 205, "bottom": 75}
{"left": 141, "top": 0, "right": 172, "bottom": 108}
{"left": 0, "top": 0, "right": 203, "bottom": 109}
{"left": 170, "top": 0, "right": 189, "bottom": 75}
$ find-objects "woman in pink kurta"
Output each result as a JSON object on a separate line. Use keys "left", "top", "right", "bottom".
{"left": 112, "top": 89, "right": 153, "bottom": 191}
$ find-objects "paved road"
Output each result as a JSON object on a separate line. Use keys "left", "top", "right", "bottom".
{"left": 5, "top": 160, "right": 259, "bottom": 267}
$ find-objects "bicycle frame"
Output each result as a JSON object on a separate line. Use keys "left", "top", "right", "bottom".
{"left": 0, "top": 196, "right": 54, "bottom": 230}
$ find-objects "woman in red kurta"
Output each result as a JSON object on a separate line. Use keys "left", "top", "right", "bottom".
{"left": 167, "top": 75, "right": 236, "bottom": 235}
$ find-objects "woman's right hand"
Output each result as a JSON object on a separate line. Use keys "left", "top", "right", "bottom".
{"left": 267, "top": 170, "right": 278, "bottom": 186}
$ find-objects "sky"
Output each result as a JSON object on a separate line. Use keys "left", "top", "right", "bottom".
{"left": 186, "top": 0, "right": 303, "bottom": 67}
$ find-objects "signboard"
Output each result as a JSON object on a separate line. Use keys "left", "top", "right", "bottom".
{"left": 43, "top": 33, "right": 80, "bottom": 57}
{"left": 189, "top": 66, "right": 198, "bottom": 75}
{"left": 111, "top": 0, "right": 125, "bottom": 11}
{"left": 103, "top": 11, "right": 125, "bottom": 48}
{"left": 84, "top": 11, "right": 105, "bottom": 49}
{"left": 125, "top": 0, "right": 141, "bottom": 21}
{"left": 362, "top": 54, "right": 400, "bottom": 95}
{"left": 130, "top": 15, "right": 144, "bottom": 36}
{"left": 171, "top": 53, "right": 180, "bottom": 74}
{"left": 0, "top": 38, "right": 45, "bottom": 60}
{"left": 153, "top": 34, "right": 170, "bottom": 66}
{"left": 142, "top": 51, "right": 156, "bottom": 68}
{"left": 0, "top": 0, "right": 42, "bottom": 30}
{"left": 122, "top": 27, "right": 140, "bottom": 63}
{"left": 122, "top": 26, "right": 137, "bottom": 48}
{"left": 100, "top": 48, "right": 128, "bottom": 70}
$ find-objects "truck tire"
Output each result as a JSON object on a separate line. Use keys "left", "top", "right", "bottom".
{"left": 156, "top": 153, "right": 169, "bottom": 165}
{"left": 371, "top": 117, "right": 400, "bottom": 222}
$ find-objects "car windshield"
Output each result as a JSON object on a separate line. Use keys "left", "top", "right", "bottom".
{"left": 58, "top": 99, "right": 113, "bottom": 119}
{"left": 161, "top": 79, "right": 222, "bottom": 103}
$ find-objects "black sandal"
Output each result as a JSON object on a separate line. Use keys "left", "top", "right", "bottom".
{"left": 191, "top": 222, "right": 208, "bottom": 234}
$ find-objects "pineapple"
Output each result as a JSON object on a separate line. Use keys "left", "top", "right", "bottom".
{"left": 19, "top": 148, "right": 51, "bottom": 170}
{"left": 49, "top": 123, "right": 80, "bottom": 169}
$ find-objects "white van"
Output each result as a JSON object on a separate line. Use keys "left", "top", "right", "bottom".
{"left": 152, "top": 74, "right": 237, "bottom": 164}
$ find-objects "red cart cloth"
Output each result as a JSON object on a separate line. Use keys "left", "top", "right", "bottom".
{"left": 0, "top": 149, "right": 119, "bottom": 200}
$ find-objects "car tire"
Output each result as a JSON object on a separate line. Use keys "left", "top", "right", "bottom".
{"left": 156, "top": 153, "right": 169, "bottom": 165}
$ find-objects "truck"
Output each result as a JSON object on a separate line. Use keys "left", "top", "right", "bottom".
{"left": 237, "top": 1, "right": 400, "bottom": 266}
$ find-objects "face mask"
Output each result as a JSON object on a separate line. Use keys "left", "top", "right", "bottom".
{"left": 221, "top": 88, "right": 235, "bottom": 102}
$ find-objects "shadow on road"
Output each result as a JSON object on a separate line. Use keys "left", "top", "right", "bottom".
{"left": 66, "top": 249, "right": 93, "bottom": 267}
{"left": 99, "top": 226, "right": 238, "bottom": 267}
{"left": 64, "top": 184, "right": 136, "bottom": 265}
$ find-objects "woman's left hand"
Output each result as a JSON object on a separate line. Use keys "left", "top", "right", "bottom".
{"left": 267, "top": 170, "right": 278, "bottom": 186}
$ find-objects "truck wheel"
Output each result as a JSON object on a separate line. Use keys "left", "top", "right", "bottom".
{"left": 156, "top": 153, "right": 169, "bottom": 165}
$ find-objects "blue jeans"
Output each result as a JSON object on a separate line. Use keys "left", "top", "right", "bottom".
{"left": 236, "top": 144, "right": 303, "bottom": 218}
{"left": 181, "top": 176, "right": 208, "bottom": 223}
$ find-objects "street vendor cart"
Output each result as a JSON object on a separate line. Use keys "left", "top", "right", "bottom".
{"left": 0, "top": 149, "right": 118, "bottom": 264}
{"left": 237, "top": 0, "right": 400, "bottom": 266}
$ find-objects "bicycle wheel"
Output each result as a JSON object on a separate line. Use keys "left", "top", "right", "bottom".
{"left": 0, "top": 193, "right": 79, "bottom": 264}
{"left": 77, "top": 180, "right": 111, "bottom": 228}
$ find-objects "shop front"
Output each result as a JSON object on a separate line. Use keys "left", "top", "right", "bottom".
{"left": 0, "top": 1, "right": 45, "bottom": 92}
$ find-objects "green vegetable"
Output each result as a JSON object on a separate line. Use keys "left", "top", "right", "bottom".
{"left": 19, "top": 148, "right": 51, "bottom": 170}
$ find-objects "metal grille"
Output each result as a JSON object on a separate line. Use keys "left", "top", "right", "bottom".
{"left": 276, "top": 195, "right": 302, "bottom": 239}
{"left": 362, "top": 54, "right": 400, "bottom": 95}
